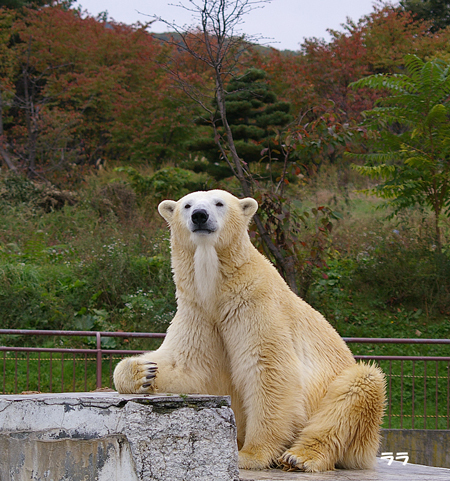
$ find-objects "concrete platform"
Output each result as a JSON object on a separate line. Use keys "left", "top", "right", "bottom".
{"left": 240, "top": 459, "right": 450, "bottom": 480}
{"left": 1, "top": 391, "right": 449, "bottom": 481}
{"left": 0, "top": 391, "right": 239, "bottom": 481}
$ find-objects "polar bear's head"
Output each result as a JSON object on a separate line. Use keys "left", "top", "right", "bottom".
{"left": 158, "top": 190, "right": 258, "bottom": 304}
{"left": 158, "top": 189, "right": 258, "bottom": 248}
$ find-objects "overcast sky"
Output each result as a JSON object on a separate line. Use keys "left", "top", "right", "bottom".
{"left": 75, "top": 1, "right": 397, "bottom": 51}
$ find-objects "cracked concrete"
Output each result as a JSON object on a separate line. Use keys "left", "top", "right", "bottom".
{"left": 1, "top": 392, "right": 449, "bottom": 481}
{"left": 0, "top": 392, "right": 239, "bottom": 481}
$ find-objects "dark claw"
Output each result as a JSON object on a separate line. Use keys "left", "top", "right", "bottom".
{"left": 142, "top": 383, "right": 151, "bottom": 388}
{"left": 145, "top": 362, "right": 157, "bottom": 366}
{"left": 146, "top": 374, "right": 155, "bottom": 380}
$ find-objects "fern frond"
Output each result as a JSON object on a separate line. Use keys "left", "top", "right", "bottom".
{"left": 353, "top": 163, "right": 396, "bottom": 179}
{"left": 404, "top": 54, "right": 425, "bottom": 82}
{"left": 404, "top": 154, "right": 434, "bottom": 169}
{"left": 424, "top": 104, "right": 448, "bottom": 129}
{"left": 350, "top": 74, "right": 417, "bottom": 95}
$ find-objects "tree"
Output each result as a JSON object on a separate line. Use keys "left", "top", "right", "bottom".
{"left": 224, "top": 68, "right": 292, "bottom": 162}
{"left": 400, "top": 0, "right": 450, "bottom": 31}
{"left": 349, "top": 54, "right": 450, "bottom": 248}
{"left": 156, "top": 1, "right": 262, "bottom": 188}
{"left": 0, "top": 0, "right": 53, "bottom": 9}
{"left": 0, "top": 7, "right": 19, "bottom": 172}
{"left": 0, "top": 4, "right": 195, "bottom": 183}
{"left": 256, "top": 3, "right": 450, "bottom": 130}
{"left": 158, "top": 0, "right": 318, "bottom": 293}
{"left": 362, "top": 3, "right": 450, "bottom": 72}
{"left": 185, "top": 68, "right": 293, "bottom": 180}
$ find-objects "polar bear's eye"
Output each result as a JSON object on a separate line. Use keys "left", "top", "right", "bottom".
{"left": 215, "top": 202, "right": 224, "bottom": 207}
{"left": 184, "top": 204, "right": 191, "bottom": 209}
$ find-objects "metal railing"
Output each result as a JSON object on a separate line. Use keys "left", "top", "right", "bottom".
{"left": 0, "top": 329, "right": 164, "bottom": 394}
{"left": 1, "top": 330, "right": 449, "bottom": 429}
{"left": 343, "top": 337, "right": 450, "bottom": 429}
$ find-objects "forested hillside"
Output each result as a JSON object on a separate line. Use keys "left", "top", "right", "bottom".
{"left": 0, "top": 1, "right": 449, "bottom": 342}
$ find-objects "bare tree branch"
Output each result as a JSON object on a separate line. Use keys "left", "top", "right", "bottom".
{"left": 154, "top": 0, "right": 300, "bottom": 293}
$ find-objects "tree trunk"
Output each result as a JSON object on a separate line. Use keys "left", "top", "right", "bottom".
{"left": 434, "top": 211, "right": 442, "bottom": 253}
{"left": 0, "top": 92, "right": 18, "bottom": 173}
{"left": 0, "top": 145, "right": 18, "bottom": 173}
{"left": 214, "top": 73, "right": 299, "bottom": 294}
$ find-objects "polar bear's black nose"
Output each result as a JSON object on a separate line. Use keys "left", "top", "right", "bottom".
{"left": 192, "top": 209, "right": 209, "bottom": 225}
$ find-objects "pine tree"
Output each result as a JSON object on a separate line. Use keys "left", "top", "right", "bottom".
{"left": 184, "top": 68, "right": 293, "bottom": 180}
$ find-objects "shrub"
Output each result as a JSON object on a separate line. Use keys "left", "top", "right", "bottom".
{"left": 114, "top": 166, "right": 214, "bottom": 201}
{"left": 354, "top": 228, "right": 450, "bottom": 315}
{"left": 0, "top": 173, "right": 176, "bottom": 341}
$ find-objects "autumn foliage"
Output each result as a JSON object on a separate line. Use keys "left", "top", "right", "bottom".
{"left": 0, "top": 4, "right": 195, "bottom": 183}
{"left": 0, "top": 2, "right": 450, "bottom": 184}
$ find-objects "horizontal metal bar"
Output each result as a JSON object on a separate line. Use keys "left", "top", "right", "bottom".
{"left": 0, "top": 347, "right": 150, "bottom": 355}
{"left": 0, "top": 329, "right": 166, "bottom": 338}
{"left": 100, "top": 332, "right": 166, "bottom": 338}
{"left": 0, "top": 347, "right": 98, "bottom": 354}
{"left": 98, "top": 350, "right": 146, "bottom": 355}
{"left": 2, "top": 347, "right": 449, "bottom": 362}
{"left": 355, "top": 355, "right": 450, "bottom": 361}
{"left": 2, "top": 331, "right": 448, "bottom": 344}
{"left": 343, "top": 337, "right": 450, "bottom": 344}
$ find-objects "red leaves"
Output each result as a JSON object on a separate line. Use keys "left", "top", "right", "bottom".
{"left": 5, "top": 4, "right": 198, "bottom": 172}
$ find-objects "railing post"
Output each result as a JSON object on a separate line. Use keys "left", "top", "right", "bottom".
{"left": 96, "top": 332, "right": 102, "bottom": 389}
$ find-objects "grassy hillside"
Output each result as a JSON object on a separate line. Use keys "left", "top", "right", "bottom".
{"left": 0, "top": 167, "right": 449, "bottom": 356}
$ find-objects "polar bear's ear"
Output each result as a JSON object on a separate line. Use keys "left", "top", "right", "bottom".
{"left": 239, "top": 197, "right": 258, "bottom": 220}
{"left": 158, "top": 200, "right": 177, "bottom": 222}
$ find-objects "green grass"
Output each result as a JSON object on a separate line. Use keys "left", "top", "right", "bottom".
{"left": 0, "top": 340, "right": 165, "bottom": 394}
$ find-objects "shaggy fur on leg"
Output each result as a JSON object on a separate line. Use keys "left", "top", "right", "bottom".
{"left": 279, "top": 363, "right": 386, "bottom": 472}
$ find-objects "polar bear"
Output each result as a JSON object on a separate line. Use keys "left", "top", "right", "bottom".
{"left": 113, "top": 189, "right": 385, "bottom": 472}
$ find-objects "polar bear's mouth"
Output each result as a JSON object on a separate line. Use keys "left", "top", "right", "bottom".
{"left": 192, "top": 228, "right": 215, "bottom": 234}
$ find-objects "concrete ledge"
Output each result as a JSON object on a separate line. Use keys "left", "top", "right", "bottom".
{"left": 0, "top": 391, "right": 239, "bottom": 481}
{"left": 240, "top": 459, "right": 450, "bottom": 481}
{"left": 2, "top": 392, "right": 449, "bottom": 481}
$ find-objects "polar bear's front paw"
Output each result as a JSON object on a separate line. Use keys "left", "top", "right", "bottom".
{"left": 140, "top": 361, "right": 158, "bottom": 392}
{"left": 113, "top": 357, "right": 158, "bottom": 394}
{"left": 278, "top": 451, "right": 307, "bottom": 471}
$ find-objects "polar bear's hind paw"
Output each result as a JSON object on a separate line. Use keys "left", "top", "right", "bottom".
{"left": 279, "top": 452, "right": 307, "bottom": 472}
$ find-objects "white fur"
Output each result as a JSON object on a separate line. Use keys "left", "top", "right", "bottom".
{"left": 194, "top": 243, "right": 219, "bottom": 307}
{"left": 180, "top": 191, "right": 228, "bottom": 240}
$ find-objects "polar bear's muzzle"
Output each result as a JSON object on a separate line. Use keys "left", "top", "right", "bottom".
{"left": 191, "top": 208, "right": 216, "bottom": 234}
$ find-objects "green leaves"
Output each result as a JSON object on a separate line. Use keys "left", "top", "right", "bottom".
{"left": 351, "top": 73, "right": 418, "bottom": 95}
{"left": 114, "top": 166, "right": 213, "bottom": 201}
{"left": 423, "top": 104, "right": 448, "bottom": 129}
{"left": 349, "top": 55, "right": 450, "bottom": 246}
